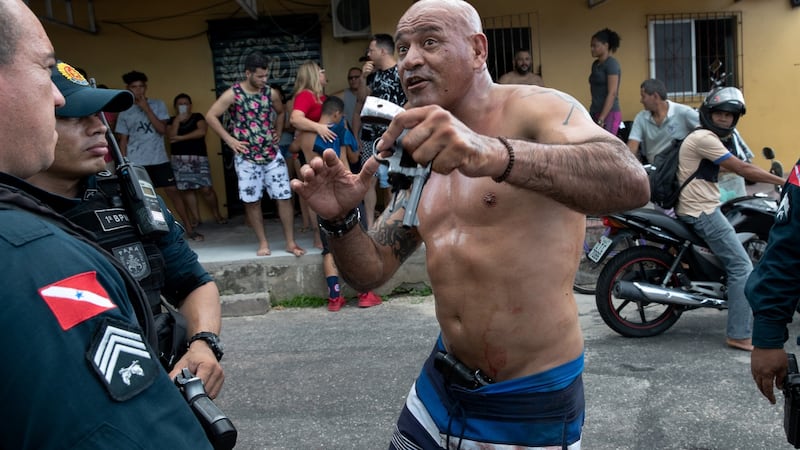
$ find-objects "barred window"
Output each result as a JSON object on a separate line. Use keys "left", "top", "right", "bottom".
{"left": 482, "top": 13, "right": 541, "bottom": 82}
{"left": 647, "top": 12, "right": 743, "bottom": 101}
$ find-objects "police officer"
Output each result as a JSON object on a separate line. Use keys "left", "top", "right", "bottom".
{"left": 746, "top": 160, "right": 800, "bottom": 404}
{"left": 0, "top": 1, "right": 212, "bottom": 448}
{"left": 26, "top": 61, "right": 226, "bottom": 398}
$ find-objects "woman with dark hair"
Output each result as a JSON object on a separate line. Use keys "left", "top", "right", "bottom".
{"left": 589, "top": 28, "right": 622, "bottom": 136}
{"left": 168, "top": 92, "right": 227, "bottom": 230}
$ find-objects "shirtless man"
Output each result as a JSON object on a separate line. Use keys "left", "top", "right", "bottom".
{"left": 291, "top": 1, "right": 649, "bottom": 448}
{"left": 498, "top": 49, "right": 544, "bottom": 86}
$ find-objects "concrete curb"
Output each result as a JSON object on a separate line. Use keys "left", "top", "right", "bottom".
{"left": 204, "top": 246, "right": 430, "bottom": 316}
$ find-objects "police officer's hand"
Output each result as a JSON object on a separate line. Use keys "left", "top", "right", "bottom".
{"left": 169, "top": 342, "right": 225, "bottom": 399}
{"left": 751, "top": 347, "right": 788, "bottom": 404}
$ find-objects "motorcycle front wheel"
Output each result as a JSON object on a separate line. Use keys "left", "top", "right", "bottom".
{"left": 595, "top": 246, "right": 682, "bottom": 337}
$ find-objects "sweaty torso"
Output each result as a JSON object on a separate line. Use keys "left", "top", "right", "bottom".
{"left": 414, "top": 93, "right": 584, "bottom": 381}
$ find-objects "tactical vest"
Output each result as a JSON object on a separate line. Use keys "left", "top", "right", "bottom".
{"left": 64, "top": 174, "right": 166, "bottom": 313}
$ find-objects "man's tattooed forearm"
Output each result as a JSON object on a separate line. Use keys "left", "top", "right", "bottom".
{"left": 370, "top": 220, "right": 419, "bottom": 263}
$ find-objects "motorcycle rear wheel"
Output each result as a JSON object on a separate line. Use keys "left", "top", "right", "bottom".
{"left": 595, "top": 246, "right": 682, "bottom": 337}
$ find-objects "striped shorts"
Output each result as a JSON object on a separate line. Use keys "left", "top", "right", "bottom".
{"left": 390, "top": 338, "right": 585, "bottom": 449}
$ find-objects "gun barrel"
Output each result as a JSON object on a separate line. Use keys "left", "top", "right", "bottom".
{"left": 401, "top": 162, "right": 431, "bottom": 227}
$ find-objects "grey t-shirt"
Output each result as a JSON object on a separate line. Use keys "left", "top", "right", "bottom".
{"left": 115, "top": 98, "right": 170, "bottom": 166}
{"left": 588, "top": 55, "right": 621, "bottom": 116}
{"left": 629, "top": 100, "right": 699, "bottom": 164}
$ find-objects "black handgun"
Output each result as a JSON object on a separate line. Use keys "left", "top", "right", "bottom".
{"left": 89, "top": 78, "right": 170, "bottom": 238}
{"left": 175, "top": 368, "right": 237, "bottom": 450}
{"left": 784, "top": 353, "right": 800, "bottom": 448}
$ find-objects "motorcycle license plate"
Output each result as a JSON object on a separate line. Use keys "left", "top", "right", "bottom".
{"left": 588, "top": 236, "right": 613, "bottom": 263}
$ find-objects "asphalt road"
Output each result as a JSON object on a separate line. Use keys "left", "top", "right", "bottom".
{"left": 213, "top": 293, "right": 798, "bottom": 450}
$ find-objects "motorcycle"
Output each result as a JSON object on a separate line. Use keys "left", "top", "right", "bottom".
{"left": 590, "top": 148, "right": 783, "bottom": 337}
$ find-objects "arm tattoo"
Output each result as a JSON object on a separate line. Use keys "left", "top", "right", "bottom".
{"left": 369, "top": 216, "right": 421, "bottom": 264}
{"left": 562, "top": 104, "right": 576, "bottom": 126}
{"left": 520, "top": 90, "right": 581, "bottom": 125}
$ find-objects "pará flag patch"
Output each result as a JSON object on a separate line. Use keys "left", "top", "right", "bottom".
{"left": 39, "top": 271, "right": 117, "bottom": 330}
{"left": 788, "top": 163, "right": 800, "bottom": 188}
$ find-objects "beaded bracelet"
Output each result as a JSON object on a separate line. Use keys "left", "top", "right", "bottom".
{"left": 492, "top": 136, "right": 515, "bottom": 183}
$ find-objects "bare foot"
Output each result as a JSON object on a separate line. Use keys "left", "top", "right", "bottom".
{"left": 286, "top": 244, "right": 306, "bottom": 257}
{"left": 256, "top": 246, "right": 271, "bottom": 256}
{"left": 726, "top": 337, "right": 754, "bottom": 352}
{"left": 313, "top": 240, "right": 324, "bottom": 250}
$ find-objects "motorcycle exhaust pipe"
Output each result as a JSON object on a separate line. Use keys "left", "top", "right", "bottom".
{"left": 613, "top": 281, "right": 727, "bottom": 309}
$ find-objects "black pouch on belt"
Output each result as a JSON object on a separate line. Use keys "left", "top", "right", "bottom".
{"left": 433, "top": 351, "right": 493, "bottom": 390}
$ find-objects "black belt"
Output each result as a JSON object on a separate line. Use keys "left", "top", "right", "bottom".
{"left": 433, "top": 351, "right": 494, "bottom": 390}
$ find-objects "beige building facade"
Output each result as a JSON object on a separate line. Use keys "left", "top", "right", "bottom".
{"left": 38, "top": 0, "right": 800, "bottom": 217}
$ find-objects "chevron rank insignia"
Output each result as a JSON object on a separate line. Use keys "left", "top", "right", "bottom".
{"left": 87, "top": 318, "right": 158, "bottom": 401}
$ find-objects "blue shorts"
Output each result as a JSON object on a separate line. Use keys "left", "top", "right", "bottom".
{"left": 390, "top": 338, "right": 585, "bottom": 449}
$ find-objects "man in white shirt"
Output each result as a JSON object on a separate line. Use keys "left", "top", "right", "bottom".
{"left": 116, "top": 70, "right": 198, "bottom": 239}
{"left": 627, "top": 78, "right": 698, "bottom": 164}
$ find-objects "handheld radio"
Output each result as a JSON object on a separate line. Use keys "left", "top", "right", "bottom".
{"left": 89, "top": 79, "right": 170, "bottom": 238}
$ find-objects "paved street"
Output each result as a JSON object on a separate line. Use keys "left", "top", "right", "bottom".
{"left": 214, "top": 293, "right": 797, "bottom": 449}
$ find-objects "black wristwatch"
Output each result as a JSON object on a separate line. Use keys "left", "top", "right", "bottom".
{"left": 318, "top": 208, "right": 361, "bottom": 238}
{"left": 187, "top": 331, "right": 224, "bottom": 361}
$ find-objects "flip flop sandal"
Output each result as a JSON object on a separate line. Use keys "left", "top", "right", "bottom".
{"left": 187, "top": 231, "right": 204, "bottom": 241}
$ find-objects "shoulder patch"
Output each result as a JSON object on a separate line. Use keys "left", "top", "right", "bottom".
{"left": 94, "top": 208, "right": 133, "bottom": 232}
{"left": 777, "top": 190, "right": 791, "bottom": 224}
{"left": 788, "top": 164, "right": 800, "bottom": 188}
{"left": 111, "top": 242, "right": 151, "bottom": 280}
{"left": 87, "top": 318, "right": 158, "bottom": 401}
{"left": 39, "top": 271, "right": 117, "bottom": 330}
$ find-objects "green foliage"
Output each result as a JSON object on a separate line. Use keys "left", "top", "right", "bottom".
{"left": 390, "top": 283, "right": 432, "bottom": 297}
{"left": 273, "top": 283, "right": 433, "bottom": 309}
{"left": 273, "top": 295, "right": 327, "bottom": 309}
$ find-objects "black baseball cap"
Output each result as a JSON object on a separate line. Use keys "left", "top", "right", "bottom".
{"left": 51, "top": 61, "right": 133, "bottom": 118}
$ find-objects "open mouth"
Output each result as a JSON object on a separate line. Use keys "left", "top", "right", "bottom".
{"left": 405, "top": 76, "right": 427, "bottom": 90}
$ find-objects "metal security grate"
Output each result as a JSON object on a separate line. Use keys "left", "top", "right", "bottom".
{"left": 646, "top": 11, "right": 743, "bottom": 102}
{"left": 482, "top": 12, "right": 541, "bottom": 82}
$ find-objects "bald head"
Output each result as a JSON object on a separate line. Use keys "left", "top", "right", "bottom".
{"left": 394, "top": 0, "right": 490, "bottom": 111}
{"left": 0, "top": 0, "right": 23, "bottom": 66}
{"left": 0, "top": 0, "right": 64, "bottom": 178}
{"left": 399, "top": 0, "right": 483, "bottom": 37}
